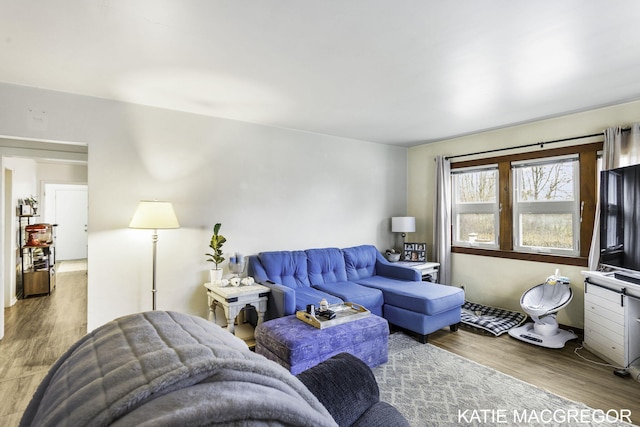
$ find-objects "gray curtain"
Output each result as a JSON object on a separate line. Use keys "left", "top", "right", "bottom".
{"left": 434, "top": 156, "right": 451, "bottom": 284}
{"left": 588, "top": 124, "right": 640, "bottom": 271}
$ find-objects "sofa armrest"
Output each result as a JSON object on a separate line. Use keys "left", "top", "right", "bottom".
{"left": 374, "top": 251, "right": 421, "bottom": 281}
{"left": 248, "top": 255, "right": 297, "bottom": 318}
{"left": 260, "top": 280, "right": 297, "bottom": 318}
{"left": 375, "top": 261, "right": 421, "bottom": 281}
{"left": 296, "top": 353, "right": 381, "bottom": 427}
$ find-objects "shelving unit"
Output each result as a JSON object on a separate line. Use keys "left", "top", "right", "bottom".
{"left": 18, "top": 215, "right": 56, "bottom": 298}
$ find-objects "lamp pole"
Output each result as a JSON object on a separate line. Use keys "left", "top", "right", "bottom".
{"left": 151, "top": 229, "right": 158, "bottom": 310}
{"left": 129, "top": 200, "right": 180, "bottom": 312}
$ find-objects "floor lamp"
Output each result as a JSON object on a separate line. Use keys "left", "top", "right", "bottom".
{"left": 129, "top": 200, "right": 180, "bottom": 310}
{"left": 391, "top": 216, "right": 415, "bottom": 260}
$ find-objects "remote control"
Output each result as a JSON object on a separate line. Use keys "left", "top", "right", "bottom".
{"left": 317, "top": 309, "right": 336, "bottom": 320}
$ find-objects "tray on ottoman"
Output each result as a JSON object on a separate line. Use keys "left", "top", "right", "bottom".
{"left": 296, "top": 302, "right": 370, "bottom": 329}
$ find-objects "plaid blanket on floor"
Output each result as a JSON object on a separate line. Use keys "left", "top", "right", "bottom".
{"left": 461, "top": 301, "right": 527, "bottom": 336}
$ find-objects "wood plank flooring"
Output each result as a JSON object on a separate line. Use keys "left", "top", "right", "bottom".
{"left": 2, "top": 264, "right": 639, "bottom": 425}
{"left": 428, "top": 325, "right": 640, "bottom": 425}
{"left": 0, "top": 261, "right": 87, "bottom": 426}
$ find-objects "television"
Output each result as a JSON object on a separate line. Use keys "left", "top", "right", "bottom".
{"left": 600, "top": 163, "right": 640, "bottom": 283}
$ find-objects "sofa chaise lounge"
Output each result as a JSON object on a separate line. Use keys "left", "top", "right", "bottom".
{"left": 248, "top": 244, "right": 464, "bottom": 342}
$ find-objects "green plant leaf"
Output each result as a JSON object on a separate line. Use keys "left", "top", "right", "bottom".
{"left": 207, "top": 223, "right": 226, "bottom": 267}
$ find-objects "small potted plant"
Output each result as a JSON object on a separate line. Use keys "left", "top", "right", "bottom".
{"left": 206, "top": 223, "right": 226, "bottom": 282}
{"left": 25, "top": 195, "right": 38, "bottom": 215}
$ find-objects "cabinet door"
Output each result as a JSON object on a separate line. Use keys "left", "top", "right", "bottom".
{"left": 627, "top": 296, "right": 640, "bottom": 369}
{"left": 585, "top": 291, "right": 624, "bottom": 327}
{"left": 584, "top": 283, "right": 626, "bottom": 366}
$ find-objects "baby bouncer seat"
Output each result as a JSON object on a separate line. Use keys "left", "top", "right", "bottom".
{"left": 508, "top": 270, "right": 577, "bottom": 348}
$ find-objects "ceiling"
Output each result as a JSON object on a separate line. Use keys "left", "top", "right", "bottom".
{"left": 2, "top": 1, "right": 640, "bottom": 147}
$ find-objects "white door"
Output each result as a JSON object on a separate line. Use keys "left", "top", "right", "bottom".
{"left": 53, "top": 187, "right": 88, "bottom": 260}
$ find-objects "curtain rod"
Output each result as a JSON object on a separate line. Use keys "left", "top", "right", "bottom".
{"left": 444, "top": 128, "right": 630, "bottom": 161}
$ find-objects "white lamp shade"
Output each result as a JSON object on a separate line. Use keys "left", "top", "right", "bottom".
{"left": 129, "top": 201, "right": 180, "bottom": 229}
{"left": 391, "top": 216, "right": 415, "bottom": 233}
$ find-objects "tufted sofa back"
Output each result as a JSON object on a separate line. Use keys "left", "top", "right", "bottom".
{"left": 257, "top": 251, "right": 310, "bottom": 289}
{"left": 251, "top": 245, "right": 391, "bottom": 290}
{"left": 343, "top": 245, "right": 379, "bottom": 281}
{"left": 306, "top": 248, "right": 348, "bottom": 285}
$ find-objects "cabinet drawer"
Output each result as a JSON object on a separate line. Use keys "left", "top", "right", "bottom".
{"left": 584, "top": 294, "right": 624, "bottom": 326}
{"left": 584, "top": 286, "right": 624, "bottom": 315}
{"left": 584, "top": 327, "right": 625, "bottom": 366}
{"left": 584, "top": 315, "right": 624, "bottom": 347}
{"left": 586, "top": 283, "right": 625, "bottom": 304}
{"left": 584, "top": 309, "right": 625, "bottom": 340}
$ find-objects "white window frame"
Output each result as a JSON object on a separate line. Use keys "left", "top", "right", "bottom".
{"left": 451, "top": 164, "right": 500, "bottom": 249}
{"left": 512, "top": 155, "right": 580, "bottom": 256}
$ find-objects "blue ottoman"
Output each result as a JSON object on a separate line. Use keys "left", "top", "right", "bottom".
{"left": 255, "top": 314, "right": 389, "bottom": 375}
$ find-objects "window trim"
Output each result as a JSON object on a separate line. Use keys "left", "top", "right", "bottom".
{"left": 451, "top": 165, "right": 500, "bottom": 249}
{"left": 512, "top": 155, "right": 580, "bottom": 256}
{"left": 450, "top": 142, "right": 602, "bottom": 267}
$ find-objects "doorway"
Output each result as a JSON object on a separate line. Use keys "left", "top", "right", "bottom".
{"left": 43, "top": 184, "right": 88, "bottom": 260}
{"left": 1, "top": 139, "right": 88, "bottom": 341}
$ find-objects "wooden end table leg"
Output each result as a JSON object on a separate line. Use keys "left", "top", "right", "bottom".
{"left": 208, "top": 297, "right": 218, "bottom": 322}
{"left": 257, "top": 299, "right": 268, "bottom": 325}
{"left": 225, "top": 305, "right": 244, "bottom": 334}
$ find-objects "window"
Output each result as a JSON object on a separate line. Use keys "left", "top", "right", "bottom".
{"left": 450, "top": 143, "right": 602, "bottom": 267}
{"left": 512, "top": 155, "right": 580, "bottom": 256}
{"left": 452, "top": 165, "right": 499, "bottom": 248}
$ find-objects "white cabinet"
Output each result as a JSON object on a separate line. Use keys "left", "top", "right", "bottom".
{"left": 583, "top": 271, "right": 640, "bottom": 368}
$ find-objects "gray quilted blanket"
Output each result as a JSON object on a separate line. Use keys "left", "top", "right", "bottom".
{"left": 20, "top": 311, "right": 338, "bottom": 427}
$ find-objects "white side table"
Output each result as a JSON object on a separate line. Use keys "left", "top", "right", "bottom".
{"left": 204, "top": 282, "right": 270, "bottom": 345}
{"left": 395, "top": 261, "right": 440, "bottom": 282}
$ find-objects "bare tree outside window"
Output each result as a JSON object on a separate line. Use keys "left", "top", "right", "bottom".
{"left": 518, "top": 163, "right": 574, "bottom": 202}
{"left": 453, "top": 169, "right": 498, "bottom": 245}
{"left": 515, "top": 160, "right": 578, "bottom": 253}
{"left": 456, "top": 171, "right": 497, "bottom": 203}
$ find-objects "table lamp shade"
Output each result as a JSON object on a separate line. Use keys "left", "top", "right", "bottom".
{"left": 391, "top": 217, "right": 415, "bottom": 233}
{"left": 129, "top": 201, "right": 180, "bottom": 229}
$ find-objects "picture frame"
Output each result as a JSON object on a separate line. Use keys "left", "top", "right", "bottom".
{"left": 20, "top": 204, "right": 33, "bottom": 216}
{"left": 403, "top": 242, "right": 426, "bottom": 262}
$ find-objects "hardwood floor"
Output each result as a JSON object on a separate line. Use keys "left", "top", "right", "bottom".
{"left": 0, "top": 261, "right": 87, "bottom": 426}
{"left": 428, "top": 325, "right": 640, "bottom": 425}
{"left": 2, "top": 264, "right": 639, "bottom": 426}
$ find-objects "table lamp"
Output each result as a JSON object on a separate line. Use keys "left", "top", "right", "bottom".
{"left": 129, "top": 200, "right": 180, "bottom": 310}
{"left": 391, "top": 216, "right": 415, "bottom": 259}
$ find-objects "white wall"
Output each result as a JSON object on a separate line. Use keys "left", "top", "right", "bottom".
{"left": 4, "top": 157, "right": 37, "bottom": 206}
{"left": 408, "top": 99, "right": 640, "bottom": 328}
{"left": 1, "top": 157, "right": 37, "bottom": 308}
{"left": 0, "top": 83, "right": 408, "bottom": 331}
{"left": 37, "top": 161, "right": 88, "bottom": 186}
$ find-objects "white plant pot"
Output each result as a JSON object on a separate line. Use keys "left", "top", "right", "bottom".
{"left": 210, "top": 268, "right": 223, "bottom": 283}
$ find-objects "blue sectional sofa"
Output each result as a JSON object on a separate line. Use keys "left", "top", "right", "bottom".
{"left": 248, "top": 244, "right": 464, "bottom": 342}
